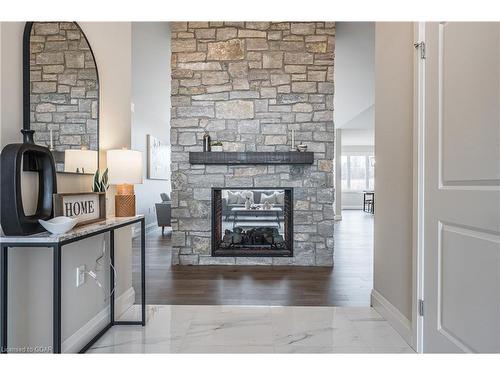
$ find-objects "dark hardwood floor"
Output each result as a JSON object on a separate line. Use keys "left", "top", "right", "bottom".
{"left": 133, "top": 210, "right": 373, "bottom": 306}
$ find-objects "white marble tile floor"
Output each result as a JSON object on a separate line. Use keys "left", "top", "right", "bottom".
{"left": 87, "top": 305, "right": 414, "bottom": 354}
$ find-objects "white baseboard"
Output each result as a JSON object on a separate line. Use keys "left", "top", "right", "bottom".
{"left": 115, "top": 286, "right": 136, "bottom": 317}
{"left": 61, "top": 304, "right": 110, "bottom": 353}
{"left": 62, "top": 287, "right": 135, "bottom": 353}
{"left": 371, "top": 289, "right": 412, "bottom": 346}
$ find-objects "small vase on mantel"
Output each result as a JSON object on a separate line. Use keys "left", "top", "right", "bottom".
{"left": 296, "top": 143, "right": 308, "bottom": 152}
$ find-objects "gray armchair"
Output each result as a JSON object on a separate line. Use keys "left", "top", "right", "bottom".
{"left": 156, "top": 193, "right": 171, "bottom": 235}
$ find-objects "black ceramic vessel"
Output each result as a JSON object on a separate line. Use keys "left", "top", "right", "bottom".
{"left": 1, "top": 130, "right": 57, "bottom": 235}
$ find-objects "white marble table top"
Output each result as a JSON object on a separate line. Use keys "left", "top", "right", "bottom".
{"left": 0, "top": 215, "right": 144, "bottom": 244}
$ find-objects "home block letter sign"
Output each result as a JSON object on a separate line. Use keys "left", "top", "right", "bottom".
{"left": 61, "top": 194, "right": 100, "bottom": 223}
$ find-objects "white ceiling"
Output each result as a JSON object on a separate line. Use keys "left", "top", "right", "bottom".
{"left": 334, "top": 22, "right": 375, "bottom": 130}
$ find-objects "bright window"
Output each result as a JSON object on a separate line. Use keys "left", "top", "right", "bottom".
{"left": 341, "top": 154, "right": 375, "bottom": 191}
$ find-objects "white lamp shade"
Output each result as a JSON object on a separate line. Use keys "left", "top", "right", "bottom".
{"left": 107, "top": 149, "right": 143, "bottom": 185}
{"left": 64, "top": 149, "right": 98, "bottom": 174}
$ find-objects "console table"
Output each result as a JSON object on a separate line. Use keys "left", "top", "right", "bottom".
{"left": 0, "top": 215, "right": 145, "bottom": 354}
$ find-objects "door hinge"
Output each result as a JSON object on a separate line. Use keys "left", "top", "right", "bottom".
{"left": 414, "top": 41, "right": 426, "bottom": 59}
{"left": 418, "top": 299, "right": 424, "bottom": 317}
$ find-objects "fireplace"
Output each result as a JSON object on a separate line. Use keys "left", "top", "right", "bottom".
{"left": 211, "top": 188, "right": 293, "bottom": 257}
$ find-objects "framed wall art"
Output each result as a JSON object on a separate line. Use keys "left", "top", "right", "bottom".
{"left": 147, "top": 135, "right": 170, "bottom": 180}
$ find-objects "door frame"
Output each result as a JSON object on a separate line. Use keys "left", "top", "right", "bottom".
{"left": 412, "top": 21, "right": 426, "bottom": 354}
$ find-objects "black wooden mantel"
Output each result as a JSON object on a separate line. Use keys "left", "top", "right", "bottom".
{"left": 189, "top": 151, "right": 314, "bottom": 165}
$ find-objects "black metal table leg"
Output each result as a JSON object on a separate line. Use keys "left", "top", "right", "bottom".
{"left": 141, "top": 219, "right": 146, "bottom": 326}
{"left": 110, "top": 231, "right": 115, "bottom": 325}
{"left": 1, "top": 246, "right": 8, "bottom": 354}
{"left": 53, "top": 244, "right": 61, "bottom": 353}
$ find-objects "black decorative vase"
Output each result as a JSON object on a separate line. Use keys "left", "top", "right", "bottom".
{"left": 21, "top": 129, "right": 40, "bottom": 171}
{"left": 1, "top": 130, "right": 57, "bottom": 235}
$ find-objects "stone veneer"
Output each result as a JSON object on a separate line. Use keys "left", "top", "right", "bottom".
{"left": 29, "top": 22, "right": 99, "bottom": 169}
{"left": 170, "top": 22, "right": 335, "bottom": 266}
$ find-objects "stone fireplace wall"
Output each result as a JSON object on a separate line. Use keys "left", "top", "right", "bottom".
{"left": 170, "top": 22, "right": 335, "bottom": 266}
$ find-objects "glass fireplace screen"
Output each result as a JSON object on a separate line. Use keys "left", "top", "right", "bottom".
{"left": 211, "top": 188, "right": 293, "bottom": 257}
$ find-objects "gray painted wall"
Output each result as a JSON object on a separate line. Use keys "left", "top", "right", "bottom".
{"left": 1, "top": 22, "right": 133, "bottom": 350}
{"left": 131, "top": 22, "right": 172, "bottom": 228}
{"left": 334, "top": 22, "right": 374, "bottom": 130}
{"left": 374, "top": 22, "right": 414, "bottom": 321}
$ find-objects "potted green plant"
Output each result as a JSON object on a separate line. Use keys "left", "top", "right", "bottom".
{"left": 211, "top": 140, "right": 223, "bottom": 152}
{"left": 91, "top": 168, "right": 110, "bottom": 217}
{"left": 92, "top": 168, "right": 109, "bottom": 192}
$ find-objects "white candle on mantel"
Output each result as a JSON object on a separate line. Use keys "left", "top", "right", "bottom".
{"left": 291, "top": 129, "right": 295, "bottom": 150}
{"left": 49, "top": 129, "right": 53, "bottom": 150}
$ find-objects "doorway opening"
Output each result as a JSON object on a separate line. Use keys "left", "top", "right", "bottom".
{"left": 333, "top": 21, "right": 375, "bottom": 306}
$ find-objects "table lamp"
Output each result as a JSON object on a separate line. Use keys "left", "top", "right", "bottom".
{"left": 107, "top": 149, "right": 143, "bottom": 217}
{"left": 64, "top": 149, "right": 98, "bottom": 174}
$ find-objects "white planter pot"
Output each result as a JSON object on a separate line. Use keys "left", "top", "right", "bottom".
{"left": 212, "top": 145, "right": 223, "bottom": 152}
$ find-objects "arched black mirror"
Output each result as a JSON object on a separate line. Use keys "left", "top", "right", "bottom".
{"left": 23, "top": 22, "right": 99, "bottom": 174}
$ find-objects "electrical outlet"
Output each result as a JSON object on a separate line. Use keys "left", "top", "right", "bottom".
{"left": 76, "top": 266, "right": 86, "bottom": 287}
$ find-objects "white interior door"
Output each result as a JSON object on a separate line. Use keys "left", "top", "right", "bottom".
{"left": 423, "top": 22, "right": 500, "bottom": 353}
